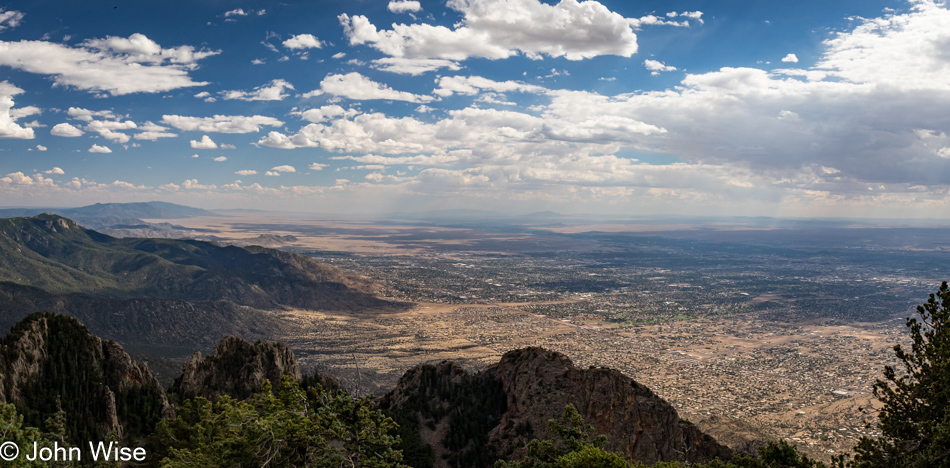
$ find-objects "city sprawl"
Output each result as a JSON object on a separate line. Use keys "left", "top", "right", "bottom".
{"left": 183, "top": 215, "right": 950, "bottom": 460}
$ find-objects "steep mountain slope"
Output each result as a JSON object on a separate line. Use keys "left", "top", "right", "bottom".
{"left": 381, "top": 347, "right": 732, "bottom": 467}
{"left": 0, "top": 214, "right": 394, "bottom": 309}
{"left": 0, "top": 282, "right": 284, "bottom": 357}
{"left": 170, "top": 336, "right": 302, "bottom": 402}
{"left": 0, "top": 313, "right": 170, "bottom": 443}
{"left": 0, "top": 214, "right": 409, "bottom": 361}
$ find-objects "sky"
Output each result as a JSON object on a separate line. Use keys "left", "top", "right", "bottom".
{"left": 1, "top": 0, "right": 949, "bottom": 218}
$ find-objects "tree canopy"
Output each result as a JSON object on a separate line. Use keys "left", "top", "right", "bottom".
{"left": 848, "top": 281, "right": 950, "bottom": 468}
{"left": 150, "top": 376, "right": 405, "bottom": 468}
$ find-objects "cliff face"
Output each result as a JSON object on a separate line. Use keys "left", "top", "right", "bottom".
{"left": 381, "top": 360, "right": 507, "bottom": 467}
{"left": 382, "top": 347, "right": 732, "bottom": 467}
{"left": 0, "top": 313, "right": 170, "bottom": 442}
{"left": 169, "top": 336, "right": 302, "bottom": 401}
{"left": 485, "top": 347, "right": 732, "bottom": 464}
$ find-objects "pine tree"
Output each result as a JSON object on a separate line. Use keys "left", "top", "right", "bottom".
{"left": 150, "top": 376, "right": 406, "bottom": 468}
{"left": 494, "top": 404, "right": 629, "bottom": 468}
{"left": 848, "top": 281, "right": 950, "bottom": 468}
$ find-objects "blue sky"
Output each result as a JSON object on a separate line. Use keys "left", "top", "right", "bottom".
{"left": 1, "top": 0, "right": 949, "bottom": 218}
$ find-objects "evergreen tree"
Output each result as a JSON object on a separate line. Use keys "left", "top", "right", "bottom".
{"left": 494, "top": 404, "right": 629, "bottom": 468}
{"left": 150, "top": 376, "right": 406, "bottom": 468}
{"left": 0, "top": 403, "right": 46, "bottom": 468}
{"left": 848, "top": 281, "right": 950, "bottom": 468}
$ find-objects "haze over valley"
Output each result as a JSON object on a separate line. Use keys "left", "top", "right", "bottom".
{"left": 2, "top": 0, "right": 950, "bottom": 465}
{"left": 1, "top": 203, "right": 943, "bottom": 461}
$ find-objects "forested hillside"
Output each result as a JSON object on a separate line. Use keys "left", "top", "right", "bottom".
{"left": 0, "top": 214, "right": 409, "bottom": 360}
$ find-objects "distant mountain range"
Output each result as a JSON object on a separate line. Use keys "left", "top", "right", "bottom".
{"left": 0, "top": 201, "right": 215, "bottom": 220}
{"left": 0, "top": 201, "right": 220, "bottom": 240}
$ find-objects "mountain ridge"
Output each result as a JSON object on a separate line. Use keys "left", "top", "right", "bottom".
{"left": 381, "top": 347, "right": 732, "bottom": 466}
{"left": 0, "top": 201, "right": 216, "bottom": 220}
{"left": 0, "top": 214, "right": 401, "bottom": 309}
{"left": 0, "top": 313, "right": 740, "bottom": 467}
{"left": 0, "top": 214, "right": 410, "bottom": 369}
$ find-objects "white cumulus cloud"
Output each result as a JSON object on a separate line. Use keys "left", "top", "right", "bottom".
{"left": 282, "top": 34, "right": 323, "bottom": 49}
{"left": 294, "top": 105, "right": 361, "bottom": 123}
{"left": 86, "top": 119, "right": 137, "bottom": 143}
{"left": 0, "top": 34, "right": 219, "bottom": 95}
{"left": 134, "top": 121, "right": 177, "bottom": 140}
{"left": 372, "top": 57, "right": 461, "bottom": 75}
{"left": 0, "top": 9, "right": 24, "bottom": 32}
{"left": 644, "top": 59, "right": 677, "bottom": 75}
{"left": 340, "top": 0, "right": 641, "bottom": 62}
{"left": 782, "top": 53, "right": 799, "bottom": 63}
{"left": 0, "top": 81, "right": 35, "bottom": 139}
{"left": 67, "top": 107, "right": 116, "bottom": 122}
{"left": 388, "top": 1, "right": 422, "bottom": 13}
{"left": 88, "top": 144, "right": 112, "bottom": 153}
{"left": 190, "top": 135, "right": 218, "bottom": 149}
{"left": 434, "top": 75, "right": 545, "bottom": 97}
{"left": 50, "top": 122, "right": 84, "bottom": 137}
{"left": 162, "top": 115, "right": 284, "bottom": 133}
{"left": 135, "top": 131, "right": 177, "bottom": 140}
{"left": 309, "top": 72, "right": 433, "bottom": 103}
{"left": 222, "top": 79, "right": 294, "bottom": 101}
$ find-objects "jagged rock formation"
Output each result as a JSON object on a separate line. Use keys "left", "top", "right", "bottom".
{"left": 169, "top": 336, "right": 302, "bottom": 401}
{"left": 0, "top": 313, "right": 170, "bottom": 442}
{"left": 381, "top": 347, "right": 732, "bottom": 467}
{"left": 382, "top": 360, "right": 506, "bottom": 467}
{"left": 487, "top": 347, "right": 731, "bottom": 463}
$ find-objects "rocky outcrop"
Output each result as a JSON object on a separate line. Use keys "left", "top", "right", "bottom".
{"left": 170, "top": 336, "right": 302, "bottom": 401}
{"left": 0, "top": 316, "right": 48, "bottom": 405}
{"left": 381, "top": 361, "right": 503, "bottom": 467}
{"left": 485, "top": 347, "right": 731, "bottom": 464}
{"left": 0, "top": 313, "right": 170, "bottom": 442}
{"left": 382, "top": 347, "right": 732, "bottom": 467}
